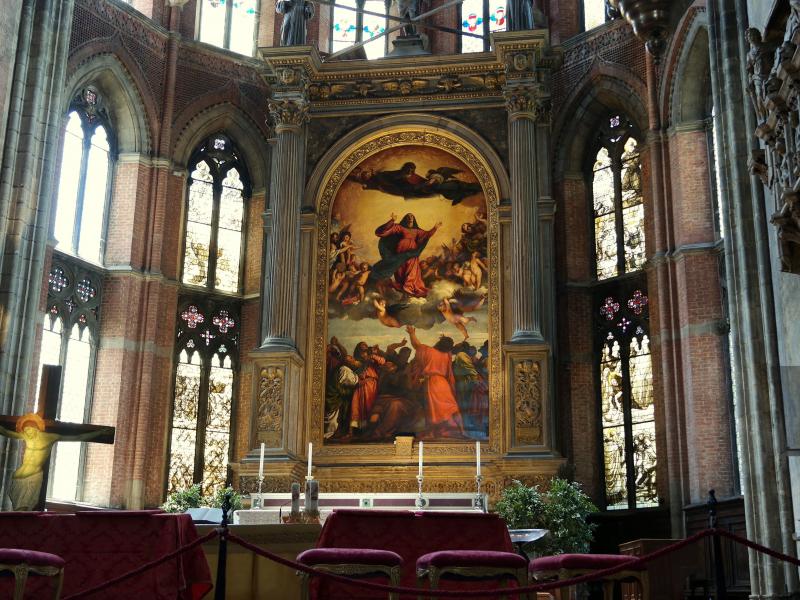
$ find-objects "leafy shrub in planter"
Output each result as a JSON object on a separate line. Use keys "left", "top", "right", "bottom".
{"left": 495, "top": 478, "right": 598, "bottom": 555}
{"left": 162, "top": 484, "right": 243, "bottom": 515}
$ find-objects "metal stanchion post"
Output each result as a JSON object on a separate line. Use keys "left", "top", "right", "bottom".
{"left": 215, "top": 491, "right": 232, "bottom": 600}
{"left": 707, "top": 489, "right": 727, "bottom": 600}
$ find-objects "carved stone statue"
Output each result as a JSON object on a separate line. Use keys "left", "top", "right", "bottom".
{"left": 394, "top": 0, "right": 421, "bottom": 36}
{"left": 507, "top": 0, "right": 533, "bottom": 31}
{"left": 745, "top": 28, "right": 772, "bottom": 123}
{"left": 276, "top": 0, "right": 315, "bottom": 46}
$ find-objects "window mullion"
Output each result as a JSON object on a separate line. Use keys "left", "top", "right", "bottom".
{"left": 194, "top": 361, "right": 212, "bottom": 485}
{"left": 356, "top": 0, "right": 366, "bottom": 43}
{"left": 612, "top": 152, "right": 625, "bottom": 277}
{"left": 72, "top": 130, "right": 92, "bottom": 254}
{"left": 224, "top": 0, "right": 233, "bottom": 49}
{"left": 483, "top": 0, "right": 490, "bottom": 51}
{"left": 620, "top": 337, "right": 636, "bottom": 509}
{"left": 208, "top": 179, "right": 222, "bottom": 290}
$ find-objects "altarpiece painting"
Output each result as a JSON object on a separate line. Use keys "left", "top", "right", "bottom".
{"left": 321, "top": 141, "right": 492, "bottom": 444}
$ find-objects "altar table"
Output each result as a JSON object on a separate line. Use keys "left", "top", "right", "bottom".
{"left": 312, "top": 509, "right": 519, "bottom": 599}
{"left": 0, "top": 511, "right": 212, "bottom": 599}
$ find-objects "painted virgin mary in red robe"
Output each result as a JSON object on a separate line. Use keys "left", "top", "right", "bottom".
{"left": 371, "top": 213, "right": 441, "bottom": 298}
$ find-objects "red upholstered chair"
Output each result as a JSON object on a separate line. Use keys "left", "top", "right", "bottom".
{"left": 529, "top": 553, "right": 649, "bottom": 600}
{"left": 296, "top": 547, "right": 403, "bottom": 600}
{"left": 0, "top": 548, "right": 65, "bottom": 599}
{"left": 416, "top": 549, "right": 529, "bottom": 600}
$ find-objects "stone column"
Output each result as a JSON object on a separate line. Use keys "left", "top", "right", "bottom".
{"left": 0, "top": 0, "right": 75, "bottom": 508}
{"left": 261, "top": 88, "right": 308, "bottom": 351}
{"left": 504, "top": 83, "right": 548, "bottom": 344}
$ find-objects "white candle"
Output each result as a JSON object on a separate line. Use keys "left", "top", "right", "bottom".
{"left": 476, "top": 441, "right": 481, "bottom": 476}
{"left": 307, "top": 442, "right": 313, "bottom": 478}
{"left": 258, "top": 442, "right": 265, "bottom": 479}
{"left": 418, "top": 441, "right": 423, "bottom": 477}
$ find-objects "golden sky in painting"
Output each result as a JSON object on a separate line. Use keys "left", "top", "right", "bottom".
{"left": 331, "top": 144, "right": 485, "bottom": 265}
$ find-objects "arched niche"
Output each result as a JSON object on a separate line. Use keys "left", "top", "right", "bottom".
{"left": 172, "top": 103, "right": 270, "bottom": 193}
{"left": 306, "top": 119, "right": 508, "bottom": 461}
{"left": 64, "top": 53, "right": 153, "bottom": 155}
{"left": 669, "top": 19, "right": 711, "bottom": 127}
{"left": 553, "top": 72, "right": 648, "bottom": 177}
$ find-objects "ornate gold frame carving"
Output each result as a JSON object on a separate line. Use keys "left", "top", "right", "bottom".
{"left": 310, "top": 126, "right": 503, "bottom": 462}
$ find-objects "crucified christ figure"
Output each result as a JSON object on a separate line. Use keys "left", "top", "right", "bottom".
{"left": 0, "top": 413, "right": 113, "bottom": 510}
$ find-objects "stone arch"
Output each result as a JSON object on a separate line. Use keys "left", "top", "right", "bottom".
{"left": 65, "top": 52, "right": 154, "bottom": 155}
{"left": 305, "top": 113, "right": 511, "bottom": 206}
{"left": 172, "top": 102, "right": 270, "bottom": 192}
{"left": 666, "top": 9, "right": 711, "bottom": 127}
{"left": 552, "top": 68, "right": 648, "bottom": 177}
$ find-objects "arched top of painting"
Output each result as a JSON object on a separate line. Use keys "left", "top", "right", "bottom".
{"left": 311, "top": 122, "right": 504, "bottom": 220}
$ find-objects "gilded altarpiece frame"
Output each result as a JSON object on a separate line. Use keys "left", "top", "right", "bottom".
{"left": 309, "top": 126, "right": 503, "bottom": 467}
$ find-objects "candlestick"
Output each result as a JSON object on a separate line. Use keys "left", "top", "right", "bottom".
{"left": 418, "top": 441, "right": 423, "bottom": 477}
{"left": 307, "top": 442, "right": 313, "bottom": 478}
{"left": 415, "top": 474, "right": 426, "bottom": 509}
{"left": 476, "top": 441, "right": 481, "bottom": 476}
{"left": 252, "top": 475, "right": 264, "bottom": 510}
{"left": 258, "top": 442, "right": 265, "bottom": 479}
{"left": 473, "top": 474, "right": 485, "bottom": 512}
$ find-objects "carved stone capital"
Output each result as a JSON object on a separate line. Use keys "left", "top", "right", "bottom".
{"left": 268, "top": 98, "right": 310, "bottom": 132}
{"left": 503, "top": 85, "right": 550, "bottom": 122}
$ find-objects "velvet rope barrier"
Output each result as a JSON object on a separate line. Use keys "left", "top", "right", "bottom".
{"left": 227, "top": 528, "right": 716, "bottom": 597}
{"left": 61, "top": 528, "right": 219, "bottom": 600}
{"left": 715, "top": 528, "right": 800, "bottom": 567}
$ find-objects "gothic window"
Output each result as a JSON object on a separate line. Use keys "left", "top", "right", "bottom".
{"left": 167, "top": 299, "right": 239, "bottom": 498}
{"left": 460, "top": 0, "right": 506, "bottom": 52}
{"left": 331, "top": 0, "right": 389, "bottom": 59}
{"left": 54, "top": 88, "right": 114, "bottom": 265}
{"left": 596, "top": 287, "right": 656, "bottom": 509}
{"left": 181, "top": 134, "right": 249, "bottom": 295}
{"left": 582, "top": 0, "right": 607, "bottom": 31}
{"left": 198, "top": 0, "right": 259, "bottom": 56}
{"left": 590, "top": 114, "right": 656, "bottom": 510}
{"left": 592, "top": 115, "right": 645, "bottom": 280}
{"left": 37, "top": 259, "right": 102, "bottom": 502}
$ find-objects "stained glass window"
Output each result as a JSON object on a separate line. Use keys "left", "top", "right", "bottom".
{"left": 55, "top": 89, "right": 114, "bottom": 265}
{"left": 592, "top": 115, "right": 645, "bottom": 280}
{"left": 167, "top": 299, "right": 239, "bottom": 498}
{"left": 37, "top": 258, "right": 103, "bottom": 502}
{"left": 330, "top": 0, "right": 388, "bottom": 59}
{"left": 198, "top": 0, "right": 258, "bottom": 56}
{"left": 181, "top": 135, "right": 249, "bottom": 294}
{"left": 460, "top": 0, "right": 506, "bottom": 52}
{"left": 596, "top": 287, "right": 657, "bottom": 510}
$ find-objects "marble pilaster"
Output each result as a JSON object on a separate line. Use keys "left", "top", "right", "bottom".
{"left": 504, "top": 83, "right": 547, "bottom": 344}
{"left": 261, "top": 89, "right": 308, "bottom": 351}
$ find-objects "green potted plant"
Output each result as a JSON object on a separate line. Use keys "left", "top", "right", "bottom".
{"left": 162, "top": 483, "right": 243, "bottom": 522}
{"left": 495, "top": 478, "right": 598, "bottom": 556}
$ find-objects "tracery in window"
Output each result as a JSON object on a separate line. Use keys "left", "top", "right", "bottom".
{"left": 460, "top": 0, "right": 506, "bottom": 52}
{"left": 331, "top": 0, "right": 388, "bottom": 59}
{"left": 592, "top": 115, "right": 645, "bottom": 280}
{"left": 167, "top": 299, "right": 239, "bottom": 498}
{"left": 597, "top": 288, "right": 656, "bottom": 510}
{"left": 54, "top": 89, "right": 114, "bottom": 265}
{"left": 181, "top": 134, "right": 249, "bottom": 294}
{"left": 37, "top": 259, "right": 102, "bottom": 502}
{"left": 198, "top": 0, "right": 259, "bottom": 56}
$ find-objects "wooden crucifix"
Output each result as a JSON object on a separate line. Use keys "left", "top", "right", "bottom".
{"left": 0, "top": 365, "right": 115, "bottom": 511}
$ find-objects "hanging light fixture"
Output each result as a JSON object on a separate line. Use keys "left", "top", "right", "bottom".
{"left": 607, "top": 0, "right": 673, "bottom": 60}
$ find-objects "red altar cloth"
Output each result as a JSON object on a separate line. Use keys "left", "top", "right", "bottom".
{"left": 313, "top": 510, "right": 518, "bottom": 599}
{"left": 0, "top": 511, "right": 212, "bottom": 599}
